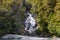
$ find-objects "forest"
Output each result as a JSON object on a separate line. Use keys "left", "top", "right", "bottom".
{"left": 0, "top": 0, "right": 60, "bottom": 37}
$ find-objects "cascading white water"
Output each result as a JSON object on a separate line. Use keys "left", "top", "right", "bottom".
{"left": 25, "top": 12, "right": 37, "bottom": 34}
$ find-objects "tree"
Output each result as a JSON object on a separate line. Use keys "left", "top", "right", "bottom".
{"left": 0, "top": 0, "right": 26, "bottom": 36}
{"left": 48, "top": 0, "right": 60, "bottom": 37}
{"left": 26, "top": 0, "right": 56, "bottom": 32}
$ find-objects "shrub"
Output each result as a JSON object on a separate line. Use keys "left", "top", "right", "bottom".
{"left": 48, "top": 14, "right": 60, "bottom": 37}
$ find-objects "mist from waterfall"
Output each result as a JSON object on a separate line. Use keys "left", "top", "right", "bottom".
{"left": 25, "top": 12, "right": 37, "bottom": 34}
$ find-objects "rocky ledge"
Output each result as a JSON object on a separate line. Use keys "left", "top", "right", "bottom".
{"left": 1, "top": 34, "right": 60, "bottom": 40}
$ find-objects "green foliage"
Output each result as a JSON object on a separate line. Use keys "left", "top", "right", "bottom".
{"left": 26, "top": 0, "right": 55, "bottom": 32}
{"left": 48, "top": 14, "right": 60, "bottom": 36}
{"left": 26, "top": 0, "right": 60, "bottom": 37}
{"left": 0, "top": 0, "right": 60, "bottom": 37}
{"left": 48, "top": 0, "right": 60, "bottom": 37}
{"left": 0, "top": 0, "right": 25, "bottom": 36}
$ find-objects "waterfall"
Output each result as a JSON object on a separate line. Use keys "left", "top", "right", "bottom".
{"left": 25, "top": 12, "right": 37, "bottom": 34}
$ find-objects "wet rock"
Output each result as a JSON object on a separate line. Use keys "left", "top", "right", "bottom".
{"left": 1, "top": 34, "right": 49, "bottom": 40}
{"left": 1, "top": 34, "right": 60, "bottom": 40}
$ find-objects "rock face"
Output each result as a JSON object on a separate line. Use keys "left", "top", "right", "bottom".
{"left": 1, "top": 34, "right": 60, "bottom": 40}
